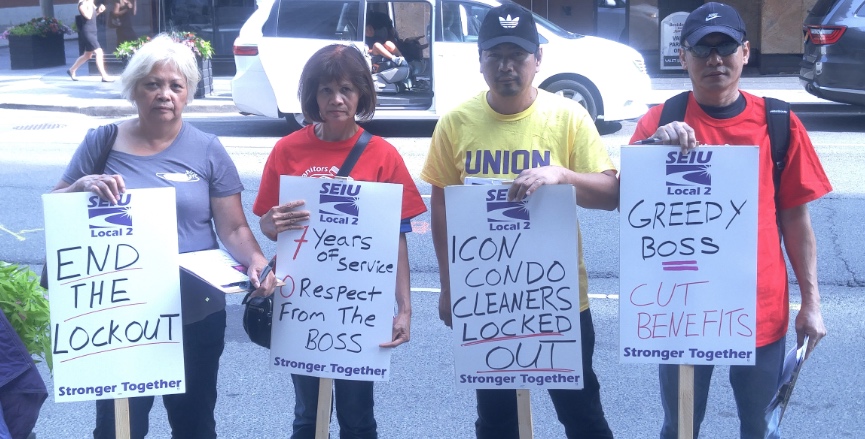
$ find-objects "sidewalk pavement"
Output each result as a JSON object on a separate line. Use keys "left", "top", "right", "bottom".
{"left": 0, "top": 44, "right": 846, "bottom": 117}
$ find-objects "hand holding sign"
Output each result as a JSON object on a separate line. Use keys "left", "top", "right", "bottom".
{"left": 260, "top": 199, "right": 310, "bottom": 240}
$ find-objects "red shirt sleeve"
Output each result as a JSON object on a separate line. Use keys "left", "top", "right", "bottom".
{"left": 776, "top": 111, "right": 833, "bottom": 210}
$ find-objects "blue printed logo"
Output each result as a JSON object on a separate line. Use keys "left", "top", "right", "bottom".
{"left": 87, "top": 194, "right": 133, "bottom": 238}
{"left": 665, "top": 151, "right": 713, "bottom": 196}
{"left": 485, "top": 188, "right": 530, "bottom": 231}
{"left": 318, "top": 182, "right": 360, "bottom": 226}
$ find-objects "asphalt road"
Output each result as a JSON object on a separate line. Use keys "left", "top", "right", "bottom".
{"left": 1, "top": 109, "right": 863, "bottom": 438}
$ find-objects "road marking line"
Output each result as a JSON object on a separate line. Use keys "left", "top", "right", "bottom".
{"left": 0, "top": 224, "right": 29, "bottom": 241}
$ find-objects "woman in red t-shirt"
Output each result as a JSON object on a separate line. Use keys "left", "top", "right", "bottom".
{"left": 252, "top": 44, "right": 426, "bottom": 439}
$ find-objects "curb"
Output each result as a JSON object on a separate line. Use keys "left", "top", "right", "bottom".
{"left": 1, "top": 99, "right": 856, "bottom": 118}
{"left": 0, "top": 102, "right": 240, "bottom": 117}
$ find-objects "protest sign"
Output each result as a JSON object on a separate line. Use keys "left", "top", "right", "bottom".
{"left": 42, "top": 188, "right": 184, "bottom": 402}
{"left": 445, "top": 184, "right": 583, "bottom": 390}
{"left": 619, "top": 146, "right": 758, "bottom": 366}
{"left": 270, "top": 176, "right": 403, "bottom": 381}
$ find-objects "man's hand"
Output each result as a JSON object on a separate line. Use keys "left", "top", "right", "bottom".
{"left": 439, "top": 288, "right": 452, "bottom": 328}
{"left": 795, "top": 301, "right": 826, "bottom": 359}
{"left": 650, "top": 121, "right": 699, "bottom": 154}
{"left": 508, "top": 166, "right": 565, "bottom": 201}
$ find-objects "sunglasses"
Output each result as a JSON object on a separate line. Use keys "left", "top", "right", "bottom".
{"left": 684, "top": 42, "right": 740, "bottom": 58}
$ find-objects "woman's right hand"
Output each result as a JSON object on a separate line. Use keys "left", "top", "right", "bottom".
{"left": 61, "top": 174, "right": 126, "bottom": 204}
{"left": 259, "top": 200, "right": 310, "bottom": 241}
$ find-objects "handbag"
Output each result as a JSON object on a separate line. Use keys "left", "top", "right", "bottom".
{"left": 109, "top": 15, "right": 123, "bottom": 28}
{"left": 41, "top": 124, "right": 118, "bottom": 289}
{"left": 241, "top": 129, "right": 372, "bottom": 349}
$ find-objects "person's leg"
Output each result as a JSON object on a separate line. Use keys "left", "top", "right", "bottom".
{"left": 93, "top": 397, "right": 155, "bottom": 439}
{"left": 93, "top": 48, "right": 111, "bottom": 81}
{"left": 659, "top": 363, "right": 714, "bottom": 439}
{"left": 162, "top": 310, "right": 225, "bottom": 439}
{"left": 549, "top": 309, "right": 613, "bottom": 439}
{"left": 370, "top": 43, "right": 396, "bottom": 61}
{"left": 68, "top": 51, "right": 94, "bottom": 77}
{"left": 290, "top": 374, "right": 323, "bottom": 439}
{"left": 730, "top": 337, "right": 785, "bottom": 439}
{"left": 333, "top": 379, "right": 377, "bottom": 439}
{"left": 475, "top": 389, "right": 519, "bottom": 439}
{"left": 383, "top": 41, "right": 402, "bottom": 57}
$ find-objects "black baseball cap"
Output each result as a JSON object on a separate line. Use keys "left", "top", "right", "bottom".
{"left": 681, "top": 2, "right": 746, "bottom": 47}
{"left": 478, "top": 4, "right": 539, "bottom": 53}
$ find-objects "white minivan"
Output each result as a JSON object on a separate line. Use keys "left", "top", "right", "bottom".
{"left": 232, "top": 0, "right": 650, "bottom": 129}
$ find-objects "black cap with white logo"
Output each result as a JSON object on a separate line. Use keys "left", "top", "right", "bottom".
{"left": 478, "top": 4, "right": 539, "bottom": 53}
{"left": 681, "top": 2, "right": 746, "bottom": 47}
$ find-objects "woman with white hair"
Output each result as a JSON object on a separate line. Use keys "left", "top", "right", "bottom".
{"left": 51, "top": 34, "right": 276, "bottom": 438}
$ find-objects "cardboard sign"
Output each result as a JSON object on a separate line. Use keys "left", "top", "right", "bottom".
{"left": 445, "top": 184, "right": 584, "bottom": 389}
{"left": 270, "top": 176, "right": 403, "bottom": 381}
{"left": 619, "top": 146, "right": 758, "bottom": 365}
{"left": 42, "top": 188, "right": 184, "bottom": 402}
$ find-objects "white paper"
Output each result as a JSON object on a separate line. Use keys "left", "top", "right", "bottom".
{"left": 619, "top": 146, "right": 759, "bottom": 365}
{"left": 178, "top": 248, "right": 249, "bottom": 293}
{"left": 269, "top": 176, "right": 403, "bottom": 381}
{"left": 43, "top": 188, "right": 185, "bottom": 402}
{"left": 444, "top": 184, "right": 584, "bottom": 390}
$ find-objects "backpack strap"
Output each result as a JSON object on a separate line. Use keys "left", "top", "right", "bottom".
{"left": 658, "top": 91, "right": 691, "bottom": 126}
{"left": 764, "top": 96, "right": 791, "bottom": 240}
{"left": 336, "top": 130, "right": 372, "bottom": 177}
{"left": 764, "top": 97, "right": 791, "bottom": 200}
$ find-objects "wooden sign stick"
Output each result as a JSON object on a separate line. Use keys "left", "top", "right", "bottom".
{"left": 678, "top": 365, "right": 694, "bottom": 439}
{"left": 114, "top": 398, "right": 131, "bottom": 439}
{"left": 315, "top": 378, "right": 334, "bottom": 439}
{"left": 516, "top": 389, "right": 533, "bottom": 439}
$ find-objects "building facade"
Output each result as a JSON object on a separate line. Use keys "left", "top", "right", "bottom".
{"left": 2, "top": 0, "right": 818, "bottom": 75}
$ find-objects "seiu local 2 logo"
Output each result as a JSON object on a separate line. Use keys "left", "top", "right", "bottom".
{"left": 486, "top": 188, "right": 530, "bottom": 231}
{"left": 665, "top": 151, "right": 712, "bottom": 195}
{"left": 88, "top": 194, "right": 133, "bottom": 237}
{"left": 319, "top": 182, "right": 360, "bottom": 226}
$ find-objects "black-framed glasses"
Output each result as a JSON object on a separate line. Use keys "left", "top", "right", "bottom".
{"left": 684, "top": 42, "right": 740, "bottom": 58}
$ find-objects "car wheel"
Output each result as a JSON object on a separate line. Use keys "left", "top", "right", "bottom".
{"left": 285, "top": 113, "right": 308, "bottom": 131}
{"left": 545, "top": 79, "right": 598, "bottom": 121}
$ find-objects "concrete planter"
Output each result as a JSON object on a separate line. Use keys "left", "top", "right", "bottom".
{"left": 196, "top": 57, "right": 212, "bottom": 99}
{"left": 8, "top": 34, "right": 66, "bottom": 70}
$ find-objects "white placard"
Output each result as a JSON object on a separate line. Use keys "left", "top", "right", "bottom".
{"left": 270, "top": 176, "right": 403, "bottom": 381}
{"left": 42, "top": 188, "right": 184, "bottom": 402}
{"left": 619, "top": 146, "right": 758, "bottom": 365}
{"left": 660, "top": 11, "right": 689, "bottom": 70}
{"left": 445, "top": 184, "right": 584, "bottom": 389}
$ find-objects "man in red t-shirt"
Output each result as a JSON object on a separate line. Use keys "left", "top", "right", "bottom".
{"left": 630, "top": 3, "right": 831, "bottom": 438}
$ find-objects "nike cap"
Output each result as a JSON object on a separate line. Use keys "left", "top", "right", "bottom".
{"left": 681, "top": 2, "right": 746, "bottom": 47}
{"left": 478, "top": 4, "right": 539, "bottom": 53}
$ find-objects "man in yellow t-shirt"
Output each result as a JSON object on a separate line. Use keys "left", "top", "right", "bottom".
{"left": 420, "top": 4, "right": 618, "bottom": 438}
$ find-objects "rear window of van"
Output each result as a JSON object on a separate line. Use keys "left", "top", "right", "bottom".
{"left": 266, "top": 0, "right": 360, "bottom": 40}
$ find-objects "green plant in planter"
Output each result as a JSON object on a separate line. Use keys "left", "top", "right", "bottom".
{"left": 0, "top": 262, "right": 52, "bottom": 372}
{"left": 0, "top": 17, "right": 73, "bottom": 39}
{"left": 114, "top": 31, "right": 213, "bottom": 61}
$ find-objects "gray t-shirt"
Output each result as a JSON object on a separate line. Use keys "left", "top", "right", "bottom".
{"left": 63, "top": 122, "right": 243, "bottom": 323}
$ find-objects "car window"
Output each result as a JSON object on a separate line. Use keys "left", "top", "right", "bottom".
{"left": 808, "top": 0, "right": 842, "bottom": 17}
{"left": 439, "top": 2, "right": 485, "bottom": 43}
{"left": 270, "top": 0, "right": 360, "bottom": 40}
